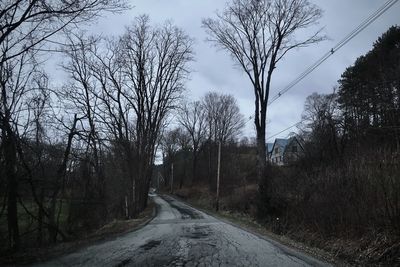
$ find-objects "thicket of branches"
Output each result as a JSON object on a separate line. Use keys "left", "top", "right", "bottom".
{"left": 259, "top": 26, "right": 400, "bottom": 241}
{"left": 1, "top": 1, "right": 399, "bottom": 264}
{"left": 160, "top": 92, "right": 247, "bottom": 192}
{"left": 202, "top": 0, "right": 325, "bottom": 184}
{"left": 163, "top": 27, "right": 400, "bottom": 263}
{"left": 0, "top": 2, "right": 193, "bottom": 251}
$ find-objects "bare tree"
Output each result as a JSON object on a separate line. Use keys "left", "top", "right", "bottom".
{"left": 300, "top": 92, "right": 342, "bottom": 161}
{"left": 0, "top": 0, "right": 128, "bottom": 63}
{"left": 202, "top": 92, "right": 245, "bottom": 186}
{"left": 63, "top": 16, "right": 194, "bottom": 217}
{"left": 0, "top": 0, "right": 128, "bottom": 250}
{"left": 176, "top": 129, "right": 191, "bottom": 189}
{"left": 203, "top": 92, "right": 245, "bottom": 144}
{"left": 91, "top": 38, "right": 136, "bottom": 218}
{"left": 0, "top": 49, "right": 39, "bottom": 249}
{"left": 161, "top": 128, "right": 181, "bottom": 187}
{"left": 202, "top": 0, "right": 325, "bottom": 182}
{"left": 161, "top": 127, "right": 191, "bottom": 188}
{"left": 60, "top": 34, "right": 112, "bottom": 232}
{"left": 177, "top": 101, "right": 207, "bottom": 184}
{"left": 120, "top": 15, "right": 194, "bottom": 214}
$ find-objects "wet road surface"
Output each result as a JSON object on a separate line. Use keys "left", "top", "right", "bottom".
{"left": 35, "top": 195, "right": 330, "bottom": 267}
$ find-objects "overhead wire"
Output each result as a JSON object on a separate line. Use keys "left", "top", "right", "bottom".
{"left": 267, "top": 0, "right": 399, "bottom": 106}
{"left": 266, "top": 0, "right": 399, "bottom": 139}
{"left": 266, "top": 120, "right": 303, "bottom": 141}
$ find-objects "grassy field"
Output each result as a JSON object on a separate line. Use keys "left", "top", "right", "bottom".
{"left": 0, "top": 199, "right": 70, "bottom": 250}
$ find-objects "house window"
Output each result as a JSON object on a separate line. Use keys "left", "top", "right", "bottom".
{"left": 275, "top": 147, "right": 279, "bottom": 154}
{"left": 292, "top": 146, "right": 297, "bottom": 153}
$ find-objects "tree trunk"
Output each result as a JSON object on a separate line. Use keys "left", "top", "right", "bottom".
{"left": 37, "top": 189, "right": 44, "bottom": 246}
{"left": 3, "top": 124, "right": 20, "bottom": 250}
{"left": 256, "top": 126, "right": 267, "bottom": 182}
{"left": 208, "top": 142, "right": 213, "bottom": 189}
{"left": 5, "top": 142, "right": 19, "bottom": 250}
{"left": 192, "top": 151, "right": 197, "bottom": 186}
{"left": 134, "top": 172, "right": 146, "bottom": 216}
{"left": 180, "top": 155, "right": 187, "bottom": 189}
{"left": 48, "top": 197, "right": 58, "bottom": 243}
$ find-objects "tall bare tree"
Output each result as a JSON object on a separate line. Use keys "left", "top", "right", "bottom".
{"left": 202, "top": 0, "right": 325, "bottom": 182}
{"left": 300, "top": 92, "right": 342, "bottom": 161}
{"left": 63, "top": 16, "right": 194, "bottom": 217}
{"left": 120, "top": 15, "right": 194, "bottom": 213}
{"left": 203, "top": 92, "right": 245, "bottom": 144}
{"left": 202, "top": 92, "right": 245, "bottom": 186}
{"left": 0, "top": 50, "right": 39, "bottom": 249}
{"left": 161, "top": 128, "right": 182, "bottom": 187}
{"left": 0, "top": 0, "right": 128, "bottom": 250}
{"left": 177, "top": 101, "right": 206, "bottom": 184}
{"left": 0, "top": 0, "right": 128, "bottom": 63}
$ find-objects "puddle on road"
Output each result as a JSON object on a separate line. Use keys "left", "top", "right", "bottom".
{"left": 172, "top": 204, "right": 203, "bottom": 219}
{"left": 183, "top": 225, "right": 211, "bottom": 239}
{"left": 163, "top": 197, "right": 203, "bottom": 220}
{"left": 139, "top": 240, "right": 162, "bottom": 251}
{"left": 186, "top": 231, "right": 209, "bottom": 239}
{"left": 114, "top": 258, "right": 132, "bottom": 267}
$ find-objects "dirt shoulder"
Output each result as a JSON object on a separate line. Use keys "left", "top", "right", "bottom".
{"left": 0, "top": 201, "right": 156, "bottom": 266}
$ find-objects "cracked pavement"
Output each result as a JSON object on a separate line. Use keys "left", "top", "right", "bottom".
{"left": 34, "top": 195, "right": 331, "bottom": 267}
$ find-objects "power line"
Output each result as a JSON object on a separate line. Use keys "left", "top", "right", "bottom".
{"left": 265, "top": 0, "right": 399, "bottom": 140}
{"left": 266, "top": 120, "right": 303, "bottom": 141}
{"left": 267, "top": 0, "right": 399, "bottom": 106}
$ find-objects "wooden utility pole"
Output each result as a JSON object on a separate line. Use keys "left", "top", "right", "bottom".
{"left": 216, "top": 141, "right": 221, "bottom": 211}
{"left": 170, "top": 163, "right": 174, "bottom": 194}
{"left": 124, "top": 196, "right": 129, "bottom": 219}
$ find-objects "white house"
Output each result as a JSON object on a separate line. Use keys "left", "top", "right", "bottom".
{"left": 268, "top": 137, "right": 303, "bottom": 166}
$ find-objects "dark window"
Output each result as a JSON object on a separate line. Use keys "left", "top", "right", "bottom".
{"left": 292, "top": 146, "right": 297, "bottom": 153}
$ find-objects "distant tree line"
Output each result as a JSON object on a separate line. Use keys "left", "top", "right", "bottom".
{"left": 160, "top": 92, "right": 248, "bottom": 191}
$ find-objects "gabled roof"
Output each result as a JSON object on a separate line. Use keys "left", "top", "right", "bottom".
{"left": 270, "top": 138, "right": 289, "bottom": 155}
{"left": 267, "top": 143, "right": 274, "bottom": 153}
{"left": 270, "top": 137, "right": 303, "bottom": 155}
{"left": 286, "top": 136, "right": 304, "bottom": 152}
{"left": 275, "top": 138, "right": 289, "bottom": 148}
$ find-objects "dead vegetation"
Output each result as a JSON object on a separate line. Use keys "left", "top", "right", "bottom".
{"left": 0, "top": 201, "right": 155, "bottom": 265}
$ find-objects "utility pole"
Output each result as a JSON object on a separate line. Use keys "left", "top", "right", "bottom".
{"left": 216, "top": 141, "right": 221, "bottom": 211}
{"left": 170, "top": 163, "right": 174, "bottom": 194}
{"left": 124, "top": 196, "right": 128, "bottom": 219}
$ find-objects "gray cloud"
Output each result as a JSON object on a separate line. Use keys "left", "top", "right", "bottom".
{"left": 59, "top": 0, "right": 400, "bottom": 139}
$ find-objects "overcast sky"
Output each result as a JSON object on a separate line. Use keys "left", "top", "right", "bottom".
{"left": 58, "top": 0, "right": 400, "bottom": 140}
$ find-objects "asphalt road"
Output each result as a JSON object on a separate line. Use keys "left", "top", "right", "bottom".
{"left": 35, "top": 195, "right": 331, "bottom": 267}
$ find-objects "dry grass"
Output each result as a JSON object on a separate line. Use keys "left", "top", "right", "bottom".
{"left": 0, "top": 201, "right": 155, "bottom": 265}
{"left": 175, "top": 186, "right": 400, "bottom": 266}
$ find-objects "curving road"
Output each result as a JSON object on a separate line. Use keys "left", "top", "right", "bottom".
{"left": 35, "top": 195, "right": 330, "bottom": 267}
